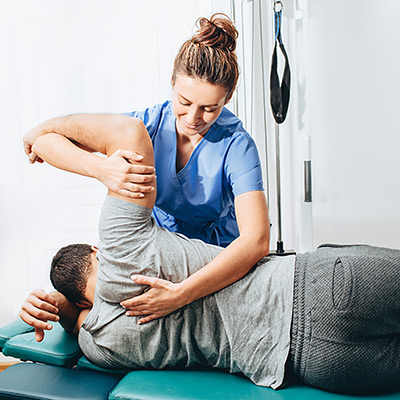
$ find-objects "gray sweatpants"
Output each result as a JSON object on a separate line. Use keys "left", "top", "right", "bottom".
{"left": 290, "top": 244, "right": 400, "bottom": 394}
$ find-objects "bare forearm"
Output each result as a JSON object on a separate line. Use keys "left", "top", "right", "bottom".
{"left": 179, "top": 191, "right": 270, "bottom": 305}
{"left": 178, "top": 235, "right": 268, "bottom": 305}
{"left": 32, "top": 133, "right": 104, "bottom": 178}
{"left": 32, "top": 125, "right": 156, "bottom": 208}
{"left": 50, "top": 292, "right": 81, "bottom": 333}
{"left": 26, "top": 113, "right": 146, "bottom": 175}
{"left": 34, "top": 113, "right": 138, "bottom": 154}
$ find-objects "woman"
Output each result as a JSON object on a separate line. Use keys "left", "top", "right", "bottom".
{"left": 24, "top": 14, "right": 270, "bottom": 324}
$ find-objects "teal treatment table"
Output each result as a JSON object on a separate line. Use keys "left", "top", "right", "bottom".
{"left": 0, "top": 319, "right": 399, "bottom": 400}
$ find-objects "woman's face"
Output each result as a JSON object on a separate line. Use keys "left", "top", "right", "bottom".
{"left": 172, "top": 75, "right": 228, "bottom": 138}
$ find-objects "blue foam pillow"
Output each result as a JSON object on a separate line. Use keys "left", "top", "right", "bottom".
{"left": 2, "top": 322, "right": 81, "bottom": 367}
{"left": 0, "top": 319, "right": 34, "bottom": 349}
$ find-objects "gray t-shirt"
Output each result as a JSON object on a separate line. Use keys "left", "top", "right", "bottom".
{"left": 79, "top": 195, "right": 295, "bottom": 389}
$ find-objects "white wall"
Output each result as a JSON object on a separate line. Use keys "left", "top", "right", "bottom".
{"left": 0, "top": 0, "right": 222, "bottom": 330}
{"left": 308, "top": 0, "right": 400, "bottom": 248}
{"left": 248, "top": 0, "right": 400, "bottom": 252}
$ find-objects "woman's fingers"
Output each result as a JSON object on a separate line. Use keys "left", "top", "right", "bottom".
{"left": 132, "top": 275, "right": 162, "bottom": 287}
{"left": 127, "top": 172, "right": 155, "bottom": 184}
{"left": 120, "top": 276, "right": 164, "bottom": 309}
{"left": 118, "top": 175, "right": 156, "bottom": 198}
{"left": 124, "top": 182, "right": 155, "bottom": 192}
{"left": 115, "top": 149, "right": 155, "bottom": 176}
{"left": 100, "top": 149, "right": 156, "bottom": 195}
{"left": 120, "top": 293, "right": 150, "bottom": 310}
{"left": 117, "top": 149, "right": 143, "bottom": 162}
{"left": 127, "top": 164, "right": 156, "bottom": 175}
{"left": 137, "top": 315, "right": 157, "bottom": 324}
{"left": 119, "top": 186, "right": 154, "bottom": 199}
{"left": 120, "top": 275, "right": 184, "bottom": 325}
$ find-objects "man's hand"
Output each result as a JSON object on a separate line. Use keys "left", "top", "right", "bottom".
{"left": 97, "top": 149, "right": 156, "bottom": 199}
{"left": 20, "top": 289, "right": 60, "bottom": 342}
{"left": 23, "top": 126, "right": 45, "bottom": 164}
{"left": 120, "top": 276, "right": 186, "bottom": 324}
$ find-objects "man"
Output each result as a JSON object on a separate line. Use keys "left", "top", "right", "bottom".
{"left": 20, "top": 120, "right": 400, "bottom": 394}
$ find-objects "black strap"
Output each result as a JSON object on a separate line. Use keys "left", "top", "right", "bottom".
{"left": 270, "top": 6, "right": 291, "bottom": 124}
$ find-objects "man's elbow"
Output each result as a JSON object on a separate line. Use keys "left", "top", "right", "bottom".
{"left": 120, "top": 117, "right": 148, "bottom": 141}
{"left": 111, "top": 117, "right": 151, "bottom": 153}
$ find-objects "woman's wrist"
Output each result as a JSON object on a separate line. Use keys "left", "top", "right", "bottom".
{"left": 176, "top": 280, "right": 195, "bottom": 307}
{"left": 88, "top": 154, "right": 108, "bottom": 182}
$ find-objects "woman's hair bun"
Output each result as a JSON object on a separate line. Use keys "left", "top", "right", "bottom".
{"left": 191, "top": 13, "right": 238, "bottom": 52}
{"left": 172, "top": 13, "right": 239, "bottom": 100}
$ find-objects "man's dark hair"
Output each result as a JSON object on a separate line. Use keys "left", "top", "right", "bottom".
{"left": 50, "top": 243, "right": 93, "bottom": 305}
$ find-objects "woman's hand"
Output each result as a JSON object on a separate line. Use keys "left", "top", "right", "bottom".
{"left": 97, "top": 149, "right": 156, "bottom": 199}
{"left": 120, "top": 276, "right": 186, "bottom": 324}
{"left": 20, "top": 289, "right": 60, "bottom": 342}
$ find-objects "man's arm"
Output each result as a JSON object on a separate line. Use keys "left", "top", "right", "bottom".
{"left": 73, "top": 308, "right": 91, "bottom": 335}
{"left": 20, "top": 290, "right": 83, "bottom": 342}
{"left": 22, "top": 118, "right": 157, "bottom": 340}
{"left": 121, "top": 190, "right": 270, "bottom": 324}
{"left": 24, "top": 115, "right": 156, "bottom": 199}
{"left": 32, "top": 118, "right": 157, "bottom": 208}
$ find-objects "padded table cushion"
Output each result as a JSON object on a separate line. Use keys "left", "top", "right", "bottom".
{"left": 0, "top": 363, "right": 120, "bottom": 400}
{"left": 2, "top": 323, "right": 81, "bottom": 367}
{"left": 76, "top": 355, "right": 127, "bottom": 376}
{"left": 108, "top": 369, "right": 400, "bottom": 400}
{"left": 0, "top": 319, "right": 34, "bottom": 349}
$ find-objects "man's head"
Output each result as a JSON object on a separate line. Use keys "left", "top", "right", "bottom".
{"left": 50, "top": 243, "right": 98, "bottom": 307}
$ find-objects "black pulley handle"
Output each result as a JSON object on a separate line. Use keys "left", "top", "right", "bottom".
{"left": 270, "top": 1, "right": 291, "bottom": 125}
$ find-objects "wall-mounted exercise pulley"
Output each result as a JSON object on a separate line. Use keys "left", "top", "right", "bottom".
{"left": 269, "top": 0, "right": 295, "bottom": 256}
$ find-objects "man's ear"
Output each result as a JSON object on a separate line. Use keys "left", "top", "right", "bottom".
{"left": 91, "top": 245, "right": 98, "bottom": 254}
{"left": 75, "top": 299, "right": 92, "bottom": 309}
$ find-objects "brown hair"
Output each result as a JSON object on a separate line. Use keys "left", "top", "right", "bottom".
{"left": 50, "top": 243, "right": 93, "bottom": 305}
{"left": 171, "top": 13, "right": 239, "bottom": 102}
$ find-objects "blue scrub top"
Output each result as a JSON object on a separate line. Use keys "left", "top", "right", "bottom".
{"left": 126, "top": 101, "right": 264, "bottom": 247}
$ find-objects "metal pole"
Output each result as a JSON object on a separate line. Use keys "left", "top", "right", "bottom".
{"left": 275, "top": 122, "right": 284, "bottom": 253}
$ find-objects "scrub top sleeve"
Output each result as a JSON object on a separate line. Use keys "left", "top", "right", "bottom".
{"left": 224, "top": 134, "right": 264, "bottom": 197}
{"left": 122, "top": 102, "right": 165, "bottom": 139}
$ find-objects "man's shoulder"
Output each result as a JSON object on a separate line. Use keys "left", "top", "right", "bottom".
{"left": 99, "top": 195, "right": 154, "bottom": 251}
{"left": 102, "top": 195, "right": 153, "bottom": 217}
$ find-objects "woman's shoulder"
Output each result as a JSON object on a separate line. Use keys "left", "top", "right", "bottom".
{"left": 125, "top": 101, "right": 173, "bottom": 137}
{"left": 150, "top": 100, "right": 174, "bottom": 114}
{"left": 125, "top": 100, "right": 173, "bottom": 119}
{"left": 212, "top": 107, "right": 255, "bottom": 143}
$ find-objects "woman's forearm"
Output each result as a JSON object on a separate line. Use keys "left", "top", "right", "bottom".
{"left": 178, "top": 190, "right": 270, "bottom": 305}
{"left": 178, "top": 233, "right": 269, "bottom": 305}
